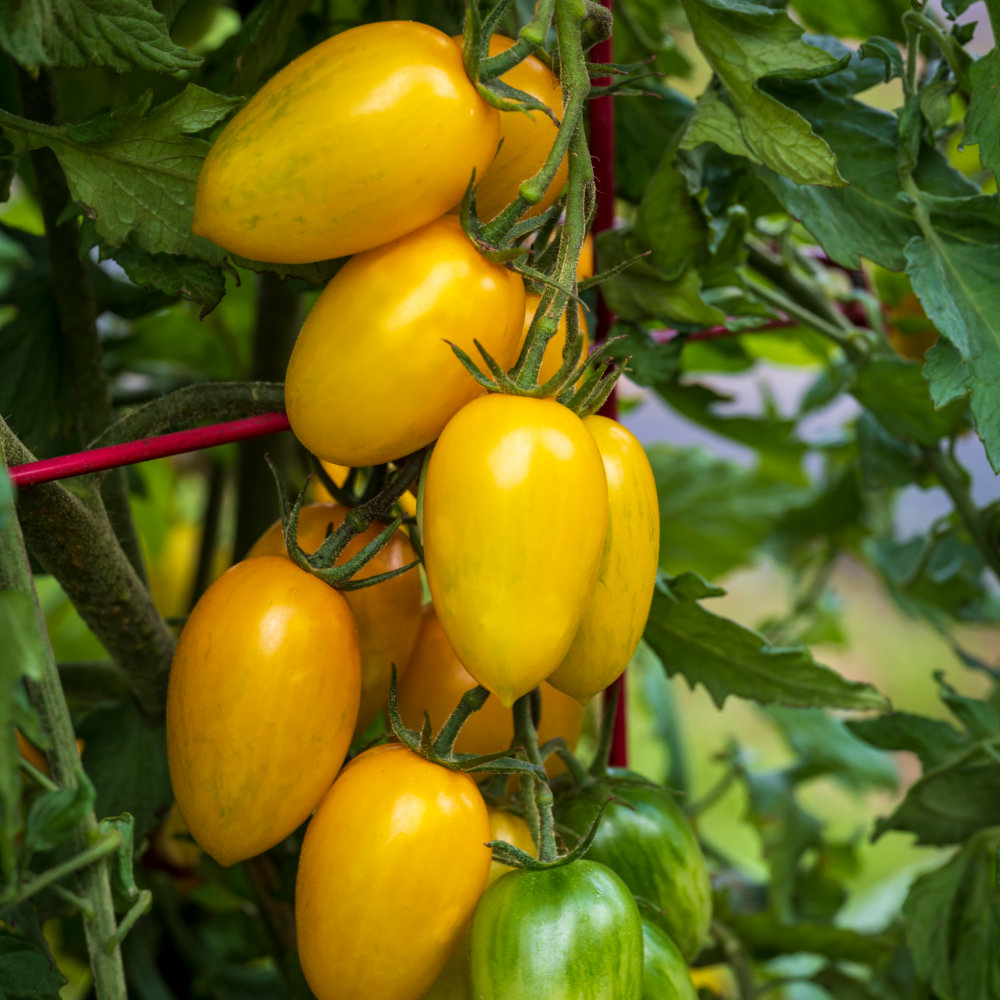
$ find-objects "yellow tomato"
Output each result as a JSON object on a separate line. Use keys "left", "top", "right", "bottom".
{"left": 166, "top": 557, "right": 360, "bottom": 866}
{"left": 465, "top": 35, "right": 568, "bottom": 221}
{"left": 246, "top": 503, "right": 422, "bottom": 735}
{"left": 547, "top": 417, "right": 660, "bottom": 704}
{"left": 423, "top": 395, "right": 608, "bottom": 707}
{"left": 397, "top": 605, "right": 585, "bottom": 773}
{"left": 194, "top": 21, "right": 500, "bottom": 264}
{"left": 519, "top": 292, "right": 589, "bottom": 386}
{"left": 296, "top": 743, "right": 492, "bottom": 1000}
{"left": 577, "top": 232, "right": 594, "bottom": 282}
{"left": 285, "top": 215, "right": 525, "bottom": 466}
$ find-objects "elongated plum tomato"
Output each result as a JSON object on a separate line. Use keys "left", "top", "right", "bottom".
{"left": 518, "top": 293, "right": 588, "bottom": 386}
{"left": 469, "top": 860, "right": 644, "bottom": 1000}
{"left": 166, "top": 557, "right": 360, "bottom": 866}
{"left": 547, "top": 417, "right": 659, "bottom": 703}
{"left": 423, "top": 395, "right": 608, "bottom": 707}
{"left": 457, "top": 35, "right": 569, "bottom": 222}
{"left": 193, "top": 21, "right": 500, "bottom": 264}
{"left": 285, "top": 215, "right": 526, "bottom": 466}
{"left": 397, "top": 605, "right": 585, "bottom": 774}
{"left": 420, "top": 807, "right": 536, "bottom": 1000}
{"left": 295, "top": 743, "right": 491, "bottom": 1000}
{"left": 247, "top": 503, "right": 421, "bottom": 736}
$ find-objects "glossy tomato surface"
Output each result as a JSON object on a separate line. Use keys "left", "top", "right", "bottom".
{"left": 465, "top": 35, "right": 568, "bottom": 221}
{"left": 194, "top": 21, "right": 499, "bottom": 263}
{"left": 556, "top": 775, "right": 712, "bottom": 960}
{"left": 166, "top": 557, "right": 360, "bottom": 866}
{"left": 397, "top": 604, "right": 585, "bottom": 771}
{"left": 419, "top": 806, "right": 536, "bottom": 1000}
{"left": 295, "top": 743, "right": 491, "bottom": 1000}
{"left": 547, "top": 416, "right": 659, "bottom": 703}
{"left": 423, "top": 394, "right": 608, "bottom": 706}
{"left": 518, "top": 293, "right": 588, "bottom": 387}
{"left": 285, "top": 216, "right": 525, "bottom": 466}
{"left": 247, "top": 503, "right": 421, "bottom": 734}
{"left": 641, "top": 916, "right": 698, "bottom": 1000}
{"left": 469, "top": 860, "right": 643, "bottom": 1000}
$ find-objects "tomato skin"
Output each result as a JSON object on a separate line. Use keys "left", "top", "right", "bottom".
{"left": 460, "top": 35, "right": 568, "bottom": 222}
{"left": 469, "top": 860, "right": 644, "bottom": 999}
{"left": 295, "top": 743, "right": 491, "bottom": 1000}
{"left": 166, "top": 557, "right": 360, "bottom": 867}
{"left": 547, "top": 417, "right": 659, "bottom": 703}
{"left": 397, "top": 605, "right": 585, "bottom": 773}
{"left": 285, "top": 216, "right": 525, "bottom": 466}
{"left": 194, "top": 21, "right": 500, "bottom": 264}
{"left": 578, "top": 232, "right": 594, "bottom": 282}
{"left": 556, "top": 776, "right": 712, "bottom": 960}
{"left": 641, "top": 917, "right": 698, "bottom": 1000}
{"left": 247, "top": 503, "right": 421, "bottom": 735}
{"left": 423, "top": 395, "right": 608, "bottom": 707}
{"left": 519, "top": 292, "right": 588, "bottom": 386}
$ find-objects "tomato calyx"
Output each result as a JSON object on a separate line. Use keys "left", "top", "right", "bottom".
{"left": 385, "top": 667, "right": 546, "bottom": 783}
{"left": 268, "top": 451, "right": 424, "bottom": 590}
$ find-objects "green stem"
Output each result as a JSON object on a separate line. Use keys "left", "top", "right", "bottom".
{"left": 749, "top": 282, "right": 861, "bottom": 359}
{"left": 17, "top": 757, "right": 59, "bottom": 792}
{"left": 434, "top": 686, "right": 491, "bottom": 757}
{"left": 923, "top": 446, "right": 1000, "bottom": 581}
{"left": 513, "top": 693, "right": 558, "bottom": 863}
{"left": 904, "top": 15, "right": 920, "bottom": 100}
{"left": 902, "top": 11, "right": 971, "bottom": 94}
{"left": 478, "top": 0, "right": 557, "bottom": 79}
{"left": 0, "top": 463, "right": 126, "bottom": 998}
{"left": 712, "top": 921, "right": 756, "bottom": 1000}
{"left": 12, "top": 833, "right": 122, "bottom": 908}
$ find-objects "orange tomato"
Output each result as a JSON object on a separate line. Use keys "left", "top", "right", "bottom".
{"left": 397, "top": 605, "right": 585, "bottom": 773}
{"left": 247, "top": 503, "right": 422, "bottom": 735}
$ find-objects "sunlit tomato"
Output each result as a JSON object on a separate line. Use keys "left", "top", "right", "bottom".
{"left": 469, "top": 860, "right": 644, "bottom": 999}
{"left": 518, "top": 293, "right": 588, "bottom": 387}
{"left": 166, "top": 557, "right": 360, "bottom": 866}
{"left": 547, "top": 417, "right": 659, "bottom": 703}
{"left": 194, "top": 21, "right": 500, "bottom": 264}
{"left": 296, "top": 743, "right": 491, "bottom": 1000}
{"left": 397, "top": 605, "right": 585, "bottom": 773}
{"left": 461, "top": 35, "right": 568, "bottom": 222}
{"left": 420, "top": 806, "right": 536, "bottom": 1000}
{"left": 247, "top": 503, "right": 421, "bottom": 735}
{"left": 285, "top": 216, "right": 525, "bottom": 466}
{"left": 423, "top": 395, "right": 607, "bottom": 707}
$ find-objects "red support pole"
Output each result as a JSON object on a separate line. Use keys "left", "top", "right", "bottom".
{"left": 8, "top": 412, "right": 291, "bottom": 488}
{"left": 588, "top": 0, "right": 628, "bottom": 768}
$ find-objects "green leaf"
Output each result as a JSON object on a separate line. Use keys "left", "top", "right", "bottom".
{"left": 755, "top": 87, "right": 975, "bottom": 270}
{"left": 0, "top": 85, "right": 240, "bottom": 263}
{"left": 903, "top": 830, "right": 1000, "bottom": 1000}
{"left": 905, "top": 220, "right": 1000, "bottom": 471}
{"left": 106, "top": 239, "right": 226, "bottom": 314}
{"left": 942, "top": 0, "right": 979, "bottom": 16}
{"left": 856, "top": 412, "right": 922, "bottom": 490}
{"left": 847, "top": 712, "right": 970, "bottom": 770}
{"left": 0, "top": 930, "right": 67, "bottom": 1000}
{"left": 78, "top": 703, "right": 171, "bottom": 843}
{"left": 767, "top": 706, "right": 899, "bottom": 792}
{"left": 788, "top": 1, "right": 910, "bottom": 40}
{"left": 23, "top": 772, "right": 96, "bottom": 854}
{"left": 851, "top": 356, "right": 968, "bottom": 447}
{"left": 679, "top": 0, "right": 846, "bottom": 187}
{"left": 649, "top": 445, "right": 805, "bottom": 579}
{"left": 859, "top": 37, "right": 905, "bottom": 83}
{"left": 0, "top": 0, "right": 201, "bottom": 74}
{"left": 645, "top": 573, "right": 889, "bottom": 710}
{"left": 97, "top": 813, "right": 143, "bottom": 910}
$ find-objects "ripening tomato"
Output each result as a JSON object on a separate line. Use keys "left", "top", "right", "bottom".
{"left": 461, "top": 35, "right": 568, "bottom": 222}
{"left": 397, "top": 605, "right": 585, "bottom": 773}
{"left": 166, "top": 557, "right": 360, "bottom": 866}
{"left": 518, "top": 293, "right": 588, "bottom": 387}
{"left": 194, "top": 21, "right": 500, "bottom": 264}
{"left": 886, "top": 291, "right": 939, "bottom": 361}
{"left": 296, "top": 743, "right": 492, "bottom": 1000}
{"left": 641, "top": 917, "right": 698, "bottom": 1000}
{"left": 423, "top": 395, "right": 608, "bottom": 707}
{"left": 469, "top": 860, "right": 644, "bottom": 999}
{"left": 247, "top": 503, "right": 421, "bottom": 735}
{"left": 547, "top": 417, "right": 659, "bottom": 703}
{"left": 285, "top": 216, "right": 525, "bottom": 466}
{"left": 16, "top": 731, "right": 83, "bottom": 776}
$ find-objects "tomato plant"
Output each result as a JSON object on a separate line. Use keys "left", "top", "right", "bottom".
{"left": 166, "top": 556, "right": 361, "bottom": 866}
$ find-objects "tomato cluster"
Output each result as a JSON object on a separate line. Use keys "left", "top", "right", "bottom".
{"left": 169, "top": 16, "right": 702, "bottom": 1000}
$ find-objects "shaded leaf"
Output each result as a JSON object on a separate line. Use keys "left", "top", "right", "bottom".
{"left": 847, "top": 712, "right": 970, "bottom": 770}
{"left": 23, "top": 772, "right": 96, "bottom": 854}
{"left": 0, "top": 0, "right": 200, "bottom": 74}
{"left": 645, "top": 573, "right": 889, "bottom": 710}
{"left": 788, "top": 2, "right": 910, "bottom": 41}
{"left": 0, "top": 930, "right": 66, "bottom": 1000}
